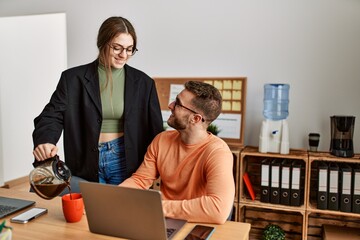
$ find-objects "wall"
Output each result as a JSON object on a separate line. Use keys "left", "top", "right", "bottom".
{"left": 0, "top": 13, "right": 66, "bottom": 184}
{"left": 0, "top": 0, "right": 360, "bottom": 180}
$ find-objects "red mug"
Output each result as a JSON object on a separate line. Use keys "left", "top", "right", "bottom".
{"left": 62, "top": 193, "right": 84, "bottom": 223}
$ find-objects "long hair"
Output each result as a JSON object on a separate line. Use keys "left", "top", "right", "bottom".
{"left": 97, "top": 16, "right": 137, "bottom": 90}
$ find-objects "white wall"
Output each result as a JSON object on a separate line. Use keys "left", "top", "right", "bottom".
{"left": 0, "top": 13, "right": 66, "bottom": 184}
{"left": 0, "top": 0, "right": 360, "bottom": 181}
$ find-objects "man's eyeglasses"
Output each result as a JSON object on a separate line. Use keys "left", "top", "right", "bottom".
{"left": 109, "top": 44, "right": 138, "bottom": 56}
{"left": 174, "top": 98, "right": 205, "bottom": 122}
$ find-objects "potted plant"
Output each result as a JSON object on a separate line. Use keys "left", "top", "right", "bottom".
{"left": 262, "top": 224, "right": 285, "bottom": 240}
{"left": 207, "top": 123, "right": 221, "bottom": 136}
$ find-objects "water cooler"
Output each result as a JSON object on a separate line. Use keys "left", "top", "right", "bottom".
{"left": 259, "top": 84, "right": 290, "bottom": 154}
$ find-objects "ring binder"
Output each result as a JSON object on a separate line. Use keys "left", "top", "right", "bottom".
{"left": 290, "top": 160, "right": 303, "bottom": 206}
{"left": 317, "top": 161, "right": 329, "bottom": 210}
{"left": 352, "top": 164, "right": 360, "bottom": 213}
{"left": 243, "top": 172, "right": 256, "bottom": 201}
{"left": 328, "top": 162, "right": 340, "bottom": 211}
{"left": 270, "top": 159, "right": 282, "bottom": 204}
{"left": 340, "top": 163, "right": 352, "bottom": 213}
{"left": 260, "top": 159, "right": 271, "bottom": 203}
{"left": 280, "top": 159, "right": 292, "bottom": 206}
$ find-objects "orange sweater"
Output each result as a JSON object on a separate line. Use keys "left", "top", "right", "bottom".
{"left": 120, "top": 130, "right": 235, "bottom": 224}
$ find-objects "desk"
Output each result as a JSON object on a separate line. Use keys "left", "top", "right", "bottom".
{"left": 0, "top": 188, "right": 250, "bottom": 239}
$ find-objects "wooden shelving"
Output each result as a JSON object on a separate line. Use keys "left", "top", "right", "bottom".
{"left": 231, "top": 147, "right": 242, "bottom": 221}
{"left": 234, "top": 147, "right": 360, "bottom": 240}
{"left": 238, "top": 146, "right": 308, "bottom": 239}
{"left": 306, "top": 151, "right": 360, "bottom": 239}
{"left": 238, "top": 205, "right": 305, "bottom": 240}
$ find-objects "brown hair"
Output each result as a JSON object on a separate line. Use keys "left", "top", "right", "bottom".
{"left": 97, "top": 16, "right": 137, "bottom": 89}
{"left": 184, "top": 81, "right": 222, "bottom": 123}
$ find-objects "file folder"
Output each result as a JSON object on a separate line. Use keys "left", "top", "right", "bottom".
{"left": 280, "top": 159, "right": 292, "bottom": 206}
{"left": 270, "top": 159, "right": 282, "bottom": 204}
{"left": 328, "top": 162, "right": 339, "bottom": 211}
{"left": 352, "top": 164, "right": 360, "bottom": 213}
{"left": 290, "top": 160, "right": 303, "bottom": 206}
{"left": 340, "top": 163, "right": 352, "bottom": 213}
{"left": 317, "top": 161, "right": 328, "bottom": 210}
{"left": 260, "top": 158, "right": 271, "bottom": 203}
{"left": 243, "top": 172, "right": 256, "bottom": 201}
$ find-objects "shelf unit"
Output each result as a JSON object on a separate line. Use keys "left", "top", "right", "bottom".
{"left": 306, "top": 151, "right": 360, "bottom": 239}
{"left": 236, "top": 147, "right": 360, "bottom": 239}
{"left": 238, "top": 146, "right": 308, "bottom": 240}
{"left": 230, "top": 146, "right": 242, "bottom": 221}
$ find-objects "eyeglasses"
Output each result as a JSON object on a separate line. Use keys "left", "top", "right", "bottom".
{"left": 109, "top": 44, "right": 138, "bottom": 56}
{"left": 174, "top": 98, "right": 205, "bottom": 122}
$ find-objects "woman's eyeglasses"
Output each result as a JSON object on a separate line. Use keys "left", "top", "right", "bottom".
{"left": 109, "top": 44, "right": 138, "bottom": 56}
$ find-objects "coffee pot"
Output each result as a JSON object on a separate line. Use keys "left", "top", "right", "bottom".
{"left": 29, "top": 155, "right": 71, "bottom": 200}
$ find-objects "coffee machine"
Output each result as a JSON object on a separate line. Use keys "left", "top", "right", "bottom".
{"left": 330, "top": 115, "right": 355, "bottom": 158}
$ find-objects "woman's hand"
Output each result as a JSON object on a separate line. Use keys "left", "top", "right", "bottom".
{"left": 33, "top": 143, "right": 58, "bottom": 161}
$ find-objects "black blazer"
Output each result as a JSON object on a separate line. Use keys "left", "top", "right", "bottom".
{"left": 33, "top": 60, "right": 163, "bottom": 182}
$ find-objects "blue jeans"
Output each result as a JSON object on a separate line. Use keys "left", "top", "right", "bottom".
{"left": 98, "top": 136, "right": 127, "bottom": 185}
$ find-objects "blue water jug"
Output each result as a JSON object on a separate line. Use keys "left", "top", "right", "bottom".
{"left": 263, "top": 84, "right": 289, "bottom": 120}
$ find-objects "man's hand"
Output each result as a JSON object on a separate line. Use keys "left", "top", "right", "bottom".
{"left": 33, "top": 143, "right": 58, "bottom": 161}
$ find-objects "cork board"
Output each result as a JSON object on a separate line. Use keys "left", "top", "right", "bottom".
{"left": 154, "top": 77, "right": 247, "bottom": 148}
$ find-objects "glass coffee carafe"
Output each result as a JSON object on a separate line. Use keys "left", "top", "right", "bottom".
{"left": 29, "top": 155, "right": 71, "bottom": 199}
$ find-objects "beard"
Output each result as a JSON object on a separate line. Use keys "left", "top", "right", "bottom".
{"left": 167, "top": 114, "right": 187, "bottom": 130}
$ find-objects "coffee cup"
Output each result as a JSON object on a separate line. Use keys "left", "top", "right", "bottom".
{"left": 309, "top": 133, "right": 320, "bottom": 152}
{"left": 62, "top": 193, "right": 84, "bottom": 223}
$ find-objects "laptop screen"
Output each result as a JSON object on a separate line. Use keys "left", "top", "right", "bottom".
{"left": 80, "top": 182, "right": 186, "bottom": 240}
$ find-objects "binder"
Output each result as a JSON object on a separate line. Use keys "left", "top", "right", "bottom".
{"left": 340, "top": 163, "right": 352, "bottom": 212}
{"left": 290, "top": 160, "right": 303, "bottom": 206}
{"left": 317, "top": 161, "right": 328, "bottom": 210}
{"left": 280, "top": 159, "right": 292, "bottom": 206}
{"left": 352, "top": 164, "right": 360, "bottom": 213}
{"left": 260, "top": 158, "right": 271, "bottom": 203}
{"left": 243, "top": 172, "right": 256, "bottom": 201}
{"left": 328, "top": 162, "right": 339, "bottom": 211}
{"left": 270, "top": 159, "right": 282, "bottom": 204}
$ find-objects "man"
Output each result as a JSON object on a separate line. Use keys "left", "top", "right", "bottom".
{"left": 120, "top": 81, "right": 234, "bottom": 224}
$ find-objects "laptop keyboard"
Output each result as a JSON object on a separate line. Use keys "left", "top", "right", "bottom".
{"left": 166, "top": 228, "right": 176, "bottom": 238}
{"left": 0, "top": 205, "right": 17, "bottom": 215}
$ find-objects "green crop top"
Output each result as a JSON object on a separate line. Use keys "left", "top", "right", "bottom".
{"left": 98, "top": 65, "right": 125, "bottom": 133}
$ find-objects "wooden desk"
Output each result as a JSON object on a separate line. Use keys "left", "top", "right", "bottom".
{"left": 0, "top": 188, "right": 250, "bottom": 239}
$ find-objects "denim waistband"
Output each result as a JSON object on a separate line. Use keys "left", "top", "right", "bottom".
{"left": 98, "top": 136, "right": 124, "bottom": 150}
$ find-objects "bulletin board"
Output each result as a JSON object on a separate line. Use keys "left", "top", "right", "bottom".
{"left": 154, "top": 77, "right": 247, "bottom": 148}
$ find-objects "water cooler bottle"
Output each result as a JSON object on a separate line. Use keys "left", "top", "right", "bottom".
{"left": 259, "top": 84, "right": 290, "bottom": 154}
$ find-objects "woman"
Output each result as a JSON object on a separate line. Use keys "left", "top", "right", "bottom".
{"left": 32, "top": 16, "right": 163, "bottom": 192}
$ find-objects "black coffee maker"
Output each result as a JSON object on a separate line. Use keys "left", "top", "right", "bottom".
{"left": 330, "top": 115, "right": 355, "bottom": 158}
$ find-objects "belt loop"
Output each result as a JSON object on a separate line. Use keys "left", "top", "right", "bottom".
{"left": 107, "top": 142, "right": 111, "bottom": 150}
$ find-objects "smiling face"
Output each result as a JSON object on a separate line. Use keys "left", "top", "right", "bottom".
{"left": 97, "top": 17, "right": 137, "bottom": 69}
{"left": 109, "top": 33, "right": 135, "bottom": 69}
{"left": 167, "top": 90, "right": 197, "bottom": 130}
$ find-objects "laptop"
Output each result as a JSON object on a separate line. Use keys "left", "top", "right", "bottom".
{"left": 0, "top": 196, "right": 35, "bottom": 218}
{"left": 79, "top": 181, "right": 187, "bottom": 240}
